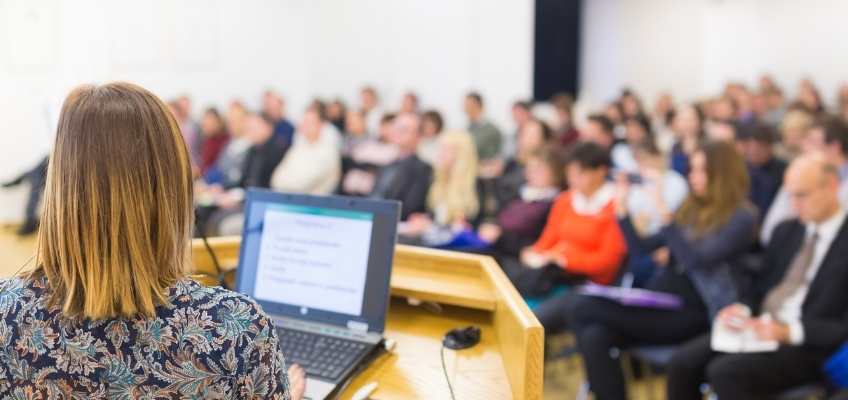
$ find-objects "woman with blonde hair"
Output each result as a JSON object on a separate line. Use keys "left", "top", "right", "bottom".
{"left": 401, "top": 131, "right": 480, "bottom": 245}
{"left": 0, "top": 82, "right": 299, "bottom": 398}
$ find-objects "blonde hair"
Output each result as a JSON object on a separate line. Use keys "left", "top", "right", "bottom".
{"left": 427, "top": 131, "right": 479, "bottom": 224}
{"left": 34, "top": 82, "right": 194, "bottom": 320}
{"left": 781, "top": 109, "right": 814, "bottom": 139}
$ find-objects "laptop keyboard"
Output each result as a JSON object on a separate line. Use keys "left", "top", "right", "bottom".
{"left": 277, "top": 327, "right": 371, "bottom": 382}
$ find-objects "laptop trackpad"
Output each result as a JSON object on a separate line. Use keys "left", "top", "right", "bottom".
{"left": 304, "top": 378, "right": 336, "bottom": 400}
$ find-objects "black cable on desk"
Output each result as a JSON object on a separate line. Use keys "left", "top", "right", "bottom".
{"left": 441, "top": 345, "right": 456, "bottom": 400}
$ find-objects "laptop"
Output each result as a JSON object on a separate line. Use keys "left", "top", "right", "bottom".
{"left": 235, "top": 189, "right": 400, "bottom": 400}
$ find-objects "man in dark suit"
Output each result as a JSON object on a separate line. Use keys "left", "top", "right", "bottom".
{"left": 667, "top": 153, "right": 848, "bottom": 399}
{"left": 370, "top": 112, "right": 432, "bottom": 220}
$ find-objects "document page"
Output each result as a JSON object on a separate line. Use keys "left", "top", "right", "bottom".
{"left": 253, "top": 204, "right": 374, "bottom": 316}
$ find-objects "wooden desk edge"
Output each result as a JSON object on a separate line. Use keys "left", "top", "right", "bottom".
{"left": 190, "top": 237, "right": 544, "bottom": 400}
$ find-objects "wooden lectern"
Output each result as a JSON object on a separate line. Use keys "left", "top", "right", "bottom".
{"left": 191, "top": 236, "right": 544, "bottom": 400}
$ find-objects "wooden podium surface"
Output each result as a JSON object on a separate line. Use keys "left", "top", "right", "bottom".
{"left": 190, "top": 237, "right": 544, "bottom": 400}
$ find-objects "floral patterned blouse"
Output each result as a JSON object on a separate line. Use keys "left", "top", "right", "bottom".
{"left": 0, "top": 275, "right": 291, "bottom": 399}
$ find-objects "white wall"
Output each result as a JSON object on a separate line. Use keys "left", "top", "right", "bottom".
{"left": 580, "top": 0, "right": 848, "bottom": 110}
{"left": 0, "top": 0, "right": 534, "bottom": 222}
{"left": 305, "top": 0, "right": 533, "bottom": 132}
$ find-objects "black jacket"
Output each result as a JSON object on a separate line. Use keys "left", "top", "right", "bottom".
{"left": 369, "top": 154, "right": 432, "bottom": 220}
{"left": 238, "top": 135, "right": 288, "bottom": 190}
{"left": 742, "top": 217, "right": 848, "bottom": 351}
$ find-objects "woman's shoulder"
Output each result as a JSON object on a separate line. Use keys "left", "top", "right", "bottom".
{"left": 168, "top": 279, "right": 268, "bottom": 315}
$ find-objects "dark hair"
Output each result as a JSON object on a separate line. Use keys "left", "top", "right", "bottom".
{"left": 466, "top": 92, "right": 484, "bottom": 108}
{"left": 739, "top": 123, "right": 777, "bottom": 144}
{"left": 308, "top": 99, "right": 327, "bottom": 121}
{"left": 815, "top": 115, "right": 848, "bottom": 155}
{"left": 422, "top": 110, "right": 444, "bottom": 133}
{"left": 533, "top": 118, "right": 553, "bottom": 142}
{"left": 551, "top": 93, "right": 574, "bottom": 111}
{"left": 632, "top": 139, "right": 662, "bottom": 159}
{"left": 380, "top": 112, "right": 397, "bottom": 125}
{"left": 625, "top": 114, "right": 654, "bottom": 143}
{"left": 513, "top": 100, "right": 532, "bottom": 111}
{"left": 587, "top": 114, "right": 615, "bottom": 137}
{"left": 203, "top": 107, "right": 226, "bottom": 135}
{"left": 564, "top": 141, "right": 612, "bottom": 170}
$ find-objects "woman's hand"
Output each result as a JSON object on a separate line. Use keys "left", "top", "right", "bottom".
{"left": 613, "top": 172, "right": 631, "bottom": 217}
{"left": 652, "top": 247, "right": 671, "bottom": 268}
{"left": 404, "top": 213, "right": 433, "bottom": 236}
{"left": 478, "top": 223, "right": 502, "bottom": 243}
{"left": 520, "top": 247, "right": 551, "bottom": 269}
{"left": 288, "top": 364, "right": 306, "bottom": 400}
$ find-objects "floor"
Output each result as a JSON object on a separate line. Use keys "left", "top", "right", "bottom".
{"left": 0, "top": 227, "right": 667, "bottom": 399}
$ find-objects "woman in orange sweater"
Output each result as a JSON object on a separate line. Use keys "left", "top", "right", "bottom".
{"left": 504, "top": 141, "right": 626, "bottom": 297}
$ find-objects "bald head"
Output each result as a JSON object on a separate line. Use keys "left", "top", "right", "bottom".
{"left": 784, "top": 153, "right": 841, "bottom": 224}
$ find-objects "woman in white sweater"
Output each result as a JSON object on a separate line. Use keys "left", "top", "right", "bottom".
{"left": 271, "top": 106, "right": 342, "bottom": 195}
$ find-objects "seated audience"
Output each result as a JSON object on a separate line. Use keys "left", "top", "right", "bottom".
{"left": 417, "top": 110, "right": 444, "bottom": 166}
{"left": 620, "top": 89, "right": 645, "bottom": 119}
{"left": 271, "top": 106, "right": 342, "bottom": 196}
{"left": 501, "top": 118, "right": 554, "bottom": 202}
{"left": 169, "top": 96, "right": 201, "bottom": 167}
{"left": 668, "top": 154, "right": 848, "bottom": 400}
{"left": 262, "top": 90, "right": 295, "bottom": 145}
{"left": 478, "top": 118, "right": 554, "bottom": 227}
{"left": 360, "top": 85, "right": 383, "bottom": 136}
{"left": 651, "top": 91, "right": 676, "bottom": 153}
{"left": 326, "top": 98, "right": 347, "bottom": 133}
{"left": 604, "top": 101, "right": 626, "bottom": 139}
{"left": 510, "top": 100, "right": 534, "bottom": 155}
{"left": 342, "top": 113, "right": 400, "bottom": 195}
{"left": 503, "top": 142, "right": 627, "bottom": 297}
{"left": 775, "top": 109, "right": 814, "bottom": 161}
{"left": 240, "top": 113, "right": 289, "bottom": 190}
{"left": 400, "top": 131, "right": 479, "bottom": 244}
{"left": 611, "top": 114, "right": 654, "bottom": 173}
{"left": 762, "top": 117, "right": 848, "bottom": 244}
{"left": 581, "top": 114, "right": 616, "bottom": 154}
{"left": 369, "top": 113, "right": 432, "bottom": 220}
{"left": 669, "top": 103, "right": 706, "bottom": 176}
{"left": 464, "top": 91, "right": 504, "bottom": 163}
{"left": 1, "top": 156, "right": 48, "bottom": 236}
{"left": 761, "top": 87, "right": 787, "bottom": 129}
{"left": 0, "top": 82, "right": 295, "bottom": 397}
{"left": 478, "top": 146, "right": 564, "bottom": 258}
{"left": 198, "top": 107, "right": 230, "bottom": 175}
{"left": 619, "top": 141, "right": 690, "bottom": 286}
{"left": 551, "top": 93, "right": 580, "bottom": 148}
{"left": 792, "top": 79, "right": 826, "bottom": 115}
{"left": 201, "top": 101, "right": 252, "bottom": 188}
{"left": 341, "top": 109, "right": 369, "bottom": 157}
{"left": 400, "top": 91, "right": 419, "bottom": 114}
{"left": 740, "top": 124, "right": 787, "bottom": 217}
{"left": 566, "top": 141, "right": 756, "bottom": 400}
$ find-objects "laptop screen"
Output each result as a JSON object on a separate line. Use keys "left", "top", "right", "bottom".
{"left": 236, "top": 190, "right": 400, "bottom": 334}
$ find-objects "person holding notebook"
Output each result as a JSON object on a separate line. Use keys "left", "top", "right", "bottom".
{"left": 667, "top": 154, "right": 848, "bottom": 399}
{"left": 566, "top": 141, "right": 757, "bottom": 400}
